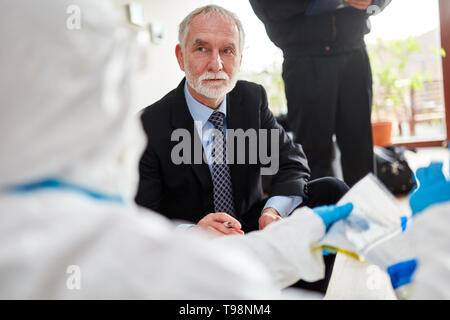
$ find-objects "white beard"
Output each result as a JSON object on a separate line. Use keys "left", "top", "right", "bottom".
{"left": 184, "top": 64, "right": 239, "bottom": 100}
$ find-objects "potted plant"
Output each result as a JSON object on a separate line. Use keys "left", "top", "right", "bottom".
{"left": 368, "top": 37, "right": 436, "bottom": 146}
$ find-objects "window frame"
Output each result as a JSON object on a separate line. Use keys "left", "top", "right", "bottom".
{"left": 392, "top": 0, "right": 449, "bottom": 148}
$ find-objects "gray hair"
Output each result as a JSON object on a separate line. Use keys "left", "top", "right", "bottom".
{"left": 178, "top": 5, "right": 245, "bottom": 53}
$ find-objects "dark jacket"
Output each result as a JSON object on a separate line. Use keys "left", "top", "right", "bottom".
{"left": 135, "top": 79, "right": 310, "bottom": 228}
{"left": 249, "top": 0, "right": 391, "bottom": 56}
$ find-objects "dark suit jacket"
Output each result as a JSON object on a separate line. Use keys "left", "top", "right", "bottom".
{"left": 135, "top": 78, "right": 310, "bottom": 229}
{"left": 249, "top": 0, "right": 391, "bottom": 56}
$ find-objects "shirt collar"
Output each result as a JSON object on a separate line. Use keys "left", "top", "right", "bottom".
{"left": 184, "top": 81, "right": 227, "bottom": 129}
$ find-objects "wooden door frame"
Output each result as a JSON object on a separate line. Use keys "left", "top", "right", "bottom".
{"left": 393, "top": 0, "right": 449, "bottom": 148}
{"left": 440, "top": 0, "right": 450, "bottom": 146}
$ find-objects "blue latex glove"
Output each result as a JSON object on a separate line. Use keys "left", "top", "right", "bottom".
{"left": 313, "top": 203, "right": 354, "bottom": 229}
{"left": 409, "top": 162, "right": 450, "bottom": 216}
{"left": 387, "top": 259, "right": 418, "bottom": 290}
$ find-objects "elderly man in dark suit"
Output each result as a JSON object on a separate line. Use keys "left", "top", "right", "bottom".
{"left": 135, "top": 4, "right": 349, "bottom": 235}
{"left": 135, "top": 4, "right": 350, "bottom": 293}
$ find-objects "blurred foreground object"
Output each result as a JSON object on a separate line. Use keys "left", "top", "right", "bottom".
{"left": 406, "top": 162, "right": 450, "bottom": 299}
{"left": 0, "top": 0, "right": 340, "bottom": 299}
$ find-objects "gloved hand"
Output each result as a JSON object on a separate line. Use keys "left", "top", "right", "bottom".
{"left": 409, "top": 162, "right": 450, "bottom": 216}
{"left": 387, "top": 259, "right": 418, "bottom": 293}
{"left": 313, "top": 203, "right": 354, "bottom": 230}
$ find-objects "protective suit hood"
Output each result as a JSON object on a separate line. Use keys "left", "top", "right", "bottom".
{"left": 0, "top": 0, "right": 145, "bottom": 200}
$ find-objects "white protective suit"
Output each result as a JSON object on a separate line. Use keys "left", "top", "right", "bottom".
{"left": 0, "top": 0, "right": 326, "bottom": 299}
{"left": 407, "top": 202, "right": 450, "bottom": 299}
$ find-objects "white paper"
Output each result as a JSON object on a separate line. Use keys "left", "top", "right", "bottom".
{"left": 319, "top": 174, "right": 409, "bottom": 258}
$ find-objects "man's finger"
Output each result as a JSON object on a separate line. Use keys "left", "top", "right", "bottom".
{"left": 223, "top": 224, "right": 245, "bottom": 235}
{"left": 345, "top": 0, "right": 371, "bottom": 10}
{"left": 346, "top": 0, "right": 371, "bottom": 4}
{"left": 206, "top": 226, "right": 226, "bottom": 236}
{"left": 223, "top": 221, "right": 245, "bottom": 234}
{"left": 258, "top": 214, "right": 281, "bottom": 230}
{"left": 213, "top": 212, "right": 242, "bottom": 229}
{"left": 258, "top": 218, "right": 267, "bottom": 230}
{"left": 214, "top": 222, "right": 244, "bottom": 235}
{"left": 262, "top": 211, "right": 280, "bottom": 219}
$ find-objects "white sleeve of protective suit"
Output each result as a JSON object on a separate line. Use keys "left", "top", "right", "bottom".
{"left": 407, "top": 202, "right": 450, "bottom": 299}
{"left": 215, "top": 207, "right": 326, "bottom": 289}
{"left": 0, "top": 192, "right": 282, "bottom": 299}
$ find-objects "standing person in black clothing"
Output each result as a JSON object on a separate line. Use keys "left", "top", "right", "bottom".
{"left": 250, "top": 0, "right": 391, "bottom": 187}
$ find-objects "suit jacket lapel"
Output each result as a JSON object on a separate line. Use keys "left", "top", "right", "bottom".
{"left": 170, "top": 79, "right": 213, "bottom": 206}
{"left": 226, "top": 88, "right": 249, "bottom": 217}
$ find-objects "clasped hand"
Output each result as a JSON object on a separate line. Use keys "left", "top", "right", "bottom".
{"left": 194, "top": 212, "right": 244, "bottom": 236}
{"left": 344, "top": 0, "right": 372, "bottom": 10}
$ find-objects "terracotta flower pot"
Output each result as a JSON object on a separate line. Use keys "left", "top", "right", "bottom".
{"left": 372, "top": 121, "right": 392, "bottom": 146}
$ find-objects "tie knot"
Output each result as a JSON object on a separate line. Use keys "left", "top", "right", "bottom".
{"left": 208, "top": 111, "right": 225, "bottom": 129}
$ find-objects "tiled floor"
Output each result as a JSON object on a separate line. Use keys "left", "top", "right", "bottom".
{"left": 325, "top": 147, "right": 449, "bottom": 300}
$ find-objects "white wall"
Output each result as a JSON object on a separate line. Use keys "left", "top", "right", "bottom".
{"left": 113, "top": 0, "right": 208, "bottom": 112}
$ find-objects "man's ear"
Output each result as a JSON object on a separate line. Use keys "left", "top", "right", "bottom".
{"left": 175, "top": 44, "right": 185, "bottom": 72}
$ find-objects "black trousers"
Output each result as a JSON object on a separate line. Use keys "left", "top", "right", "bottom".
{"left": 283, "top": 47, "right": 374, "bottom": 187}
{"left": 244, "top": 177, "right": 350, "bottom": 294}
